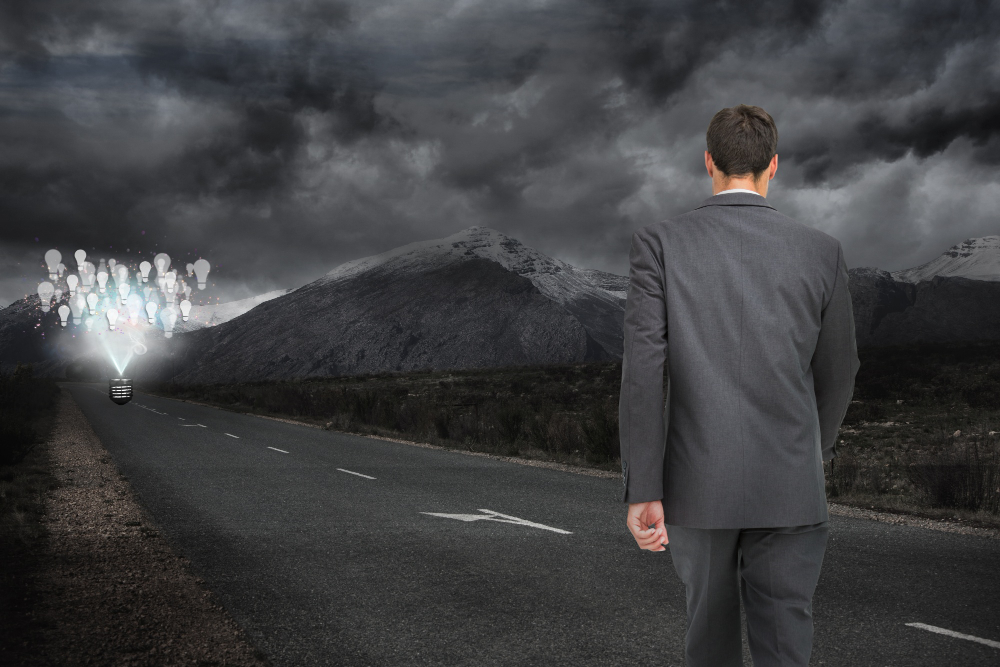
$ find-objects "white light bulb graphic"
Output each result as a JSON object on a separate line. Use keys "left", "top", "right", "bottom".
{"left": 126, "top": 293, "right": 143, "bottom": 324}
{"left": 186, "top": 262, "right": 194, "bottom": 277}
{"left": 153, "top": 252, "right": 171, "bottom": 275}
{"left": 139, "top": 260, "right": 151, "bottom": 282}
{"left": 58, "top": 304, "right": 70, "bottom": 327}
{"left": 161, "top": 306, "right": 177, "bottom": 338}
{"left": 193, "top": 258, "right": 211, "bottom": 290}
{"left": 86, "top": 292, "right": 98, "bottom": 315}
{"left": 165, "top": 270, "right": 177, "bottom": 293}
{"left": 145, "top": 301, "right": 158, "bottom": 324}
{"left": 74, "top": 249, "right": 87, "bottom": 269}
{"left": 179, "top": 299, "right": 191, "bottom": 321}
{"left": 70, "top": 293, "right": 86, "bottom": 325}
{"left": 67, "top": 274, "right": 79, "bottom": 295}
{"left": 107, "top": 308, "right": 119, "bottom": 330}
{"left": 44, "top": 249, "right": 61, "bottom": 280}
{"left": 143, "top": 285, "right": 152, "bottom": 301}
{"left": 57, "top": 262, "right": 66, "bottom": 277}
{"left": 85, "top": 317, "right": 94, "bottom": 332}
{"left": 109, "top": 258, "right": 117, "bottom": 271}
{"left": 54, "top": 288, "right": 63, "bottom": 302}
{"left": 115, "top": 264, "right": 128, "bottom": 285}
{"left": 80, "top": 261, "right": 96, "bottom": 292}
{"left": 37, "top": 282, "right": 54, "bottom": 312}
{"left": 96, "top": 269, "right": 108, "bottom": 293}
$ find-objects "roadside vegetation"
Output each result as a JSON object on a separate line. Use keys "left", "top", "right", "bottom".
{"left": 0, "top": 364, "right": 60, "bottom": 538}
{"left": 0, "top": 364, "right": 60, "bottom": 660}
{"left": 144, "top": 340, "right": 1000, "bottom": 529}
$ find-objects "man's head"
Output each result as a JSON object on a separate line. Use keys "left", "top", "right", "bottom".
{"left": 704, "top": 104, "right": 778, "bottom": 196}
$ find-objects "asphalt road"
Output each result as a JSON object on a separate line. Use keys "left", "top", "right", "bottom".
{"left": 65, "top": 382, "right": 1000, "bottom": 666}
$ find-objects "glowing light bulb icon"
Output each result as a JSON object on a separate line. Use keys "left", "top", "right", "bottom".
{"left": 80, "top": 261, "right": 96, "bottom": 292}
{"left": 96, "top": 269, "right": 109, "bottom": 293}
{"left": 74, "top": 249, "right": 87, "bottom": 269}
{"left": 179, "top": 299, "right": 191, "bottom": 321}
{"left": 139, "top": 261, "right": 151, "bottom": 283}
{"left": 126, "top": 293, "right": 143, "bottom": 325}
{"left": 67, "top": 274, "right": 79, "bottom": 295}
{"left": 154, "top": 253, "right": 171, "bottom": 276}
{"left": 118, "top": 281, "right": 131, "bottom": 303}
{"left": 70, "top": 293, "right": 86, "bottom": 325}
{"left": 145, "top": 301, "right": 158, "bottom": 324}
{"left": 107, "top": 308, "right": 119, "bottom": 330}
{"left": 44, "top": 249, "right": 61, "bottom": 280}
{"left": 186, "top": 263, "right": 194, "bottom": 277}
{"left": 193, "top": 258, "right": 211, "bottom": 290}
{"left": 57, "top": 262, "right": 66, "bottom": 277}
{"left": 37, "top": 281, "right": 54, "bottom": 312}
{"left": 115, "top": 264, "right": 128, "bottom": 285}
{"left": 58, "top": 304, "right": 70, "bottom": 327}
{"left": 85, "top": 317, "right": 94, "bottom": 332}
{"left": 161, "top": 306, "right": 177, "bottom": 338}
{"left": 165, "top": 270, "right": 177, "bottom": 294}
{"left": 108, "top": 258, "right": 116, "bottom": 273}
{"left": 54, "top": 288, "right": 63, "bottom": 302}
{"left": 87, "top": 292, "right": 99, "bottom": 315}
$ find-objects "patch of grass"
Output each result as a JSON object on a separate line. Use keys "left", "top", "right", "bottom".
{"left": 0, "top": 366, "right": 60, "bottom": 660}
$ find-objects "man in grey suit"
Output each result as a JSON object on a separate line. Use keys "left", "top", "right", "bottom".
{"left": 619, "top": 104, "right": 860, "bottom": 666}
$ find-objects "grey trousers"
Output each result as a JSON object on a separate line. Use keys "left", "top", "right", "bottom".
{"left": 666, "top": 521, "right": 830, "bottom": 667}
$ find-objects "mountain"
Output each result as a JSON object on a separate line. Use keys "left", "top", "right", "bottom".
{"left": 174, "top": 289, "right": 292, "bottom": 333}
{"left": 890, "top": 236, "right": 1000, "bottom": 283}
{"left": 156, "top": 226, "right": 627, "bottom": 383}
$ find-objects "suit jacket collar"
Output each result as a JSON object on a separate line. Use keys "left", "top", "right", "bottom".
{"left": 693, "top": 192, "right": 777, "bottom": 211}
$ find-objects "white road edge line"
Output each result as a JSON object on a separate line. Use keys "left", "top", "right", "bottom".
{"left": 267, "top": 447, "right": 289, "bottom": 454}
{"left": 337, "top": 468, "right": 376, "bottom": 480}
{"left": 225, "top": 433, "right": 239, "bottom": 438}
{"left": 905, "top": 623, "right": 1000, "bottom": 649}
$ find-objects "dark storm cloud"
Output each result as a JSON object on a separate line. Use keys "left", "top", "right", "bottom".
{"left": 1, "top": 0, "right": 999, "bottom": 308}
{"left": 597, "top": 0, "right": 829, "bottom": 105}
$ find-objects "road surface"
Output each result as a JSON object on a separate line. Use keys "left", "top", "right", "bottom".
{"left": 65, "top": 383, "right": 1000, "bottom": 666}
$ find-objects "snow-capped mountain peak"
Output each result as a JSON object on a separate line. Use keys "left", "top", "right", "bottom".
{"left": 890, "top": 236, "right": 1000, "bottom": 283}
{"left": 321, "top": 225, "right": 628, "bottom": 304}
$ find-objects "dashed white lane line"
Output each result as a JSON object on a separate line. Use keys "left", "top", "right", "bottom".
{"left": 337, "top": 468, "right": 376, "bottom": 480}
{"left": 905, "top": 623, "right": 1000, "bottom": 649}
{"left": 180, "top": 423, "right": 208, "bottom": 428}
{"left": 268, "top": 447, "right": 289, "bottom": 454}
{"left": 178, "top": 417, "right": 185, "bottom": 420}
{"left": 225, "top": 433, "right": 239, "bottom": 439}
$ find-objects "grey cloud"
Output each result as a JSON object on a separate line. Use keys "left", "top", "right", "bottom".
{"left": 1, "top": 0, "right": 999, "bottom": 308}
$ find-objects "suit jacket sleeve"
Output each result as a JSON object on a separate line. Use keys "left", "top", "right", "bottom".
{"left": 811, "top": 241, "right": 861, "bottom": 462}
{"left": 619, "top": 229, "right": 668, "bottom": 504}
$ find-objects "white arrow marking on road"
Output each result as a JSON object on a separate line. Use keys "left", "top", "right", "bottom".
{"left": 905, "top": 623, "right": 1000, "bottom": 649}
{"left": 337, "top": 468, "right": 376, "bottom": 479}
{"left": 420, "top": 508, "right": 572, "bottom": 534}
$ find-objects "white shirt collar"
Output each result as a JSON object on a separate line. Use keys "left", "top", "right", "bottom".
{"left": 716, "top": 188, "right": 763, "bottom": 196}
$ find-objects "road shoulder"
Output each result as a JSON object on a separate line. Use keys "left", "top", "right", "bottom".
{"left": 19, "top": 386, "right": 271, "bottom": 666}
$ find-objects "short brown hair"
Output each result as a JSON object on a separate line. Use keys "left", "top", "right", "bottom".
{"left": 706, "top": 105, "right": 778, "bottom": 184}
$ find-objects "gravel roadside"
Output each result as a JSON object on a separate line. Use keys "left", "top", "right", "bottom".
{"left": 12, "top": 387, "right": 270, "bottom": 666}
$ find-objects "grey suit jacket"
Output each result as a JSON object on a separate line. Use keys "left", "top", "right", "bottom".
{"left": 618, "top": 192, "right": 860, "bottom": 528}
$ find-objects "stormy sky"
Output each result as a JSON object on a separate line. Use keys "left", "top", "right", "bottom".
{"left": 1, "top": 0, "right": 998, "bottom": 307}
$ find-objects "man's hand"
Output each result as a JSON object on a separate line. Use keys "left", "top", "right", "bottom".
{"left": 627, "top": 500, "right": 668, "bottom": 551}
